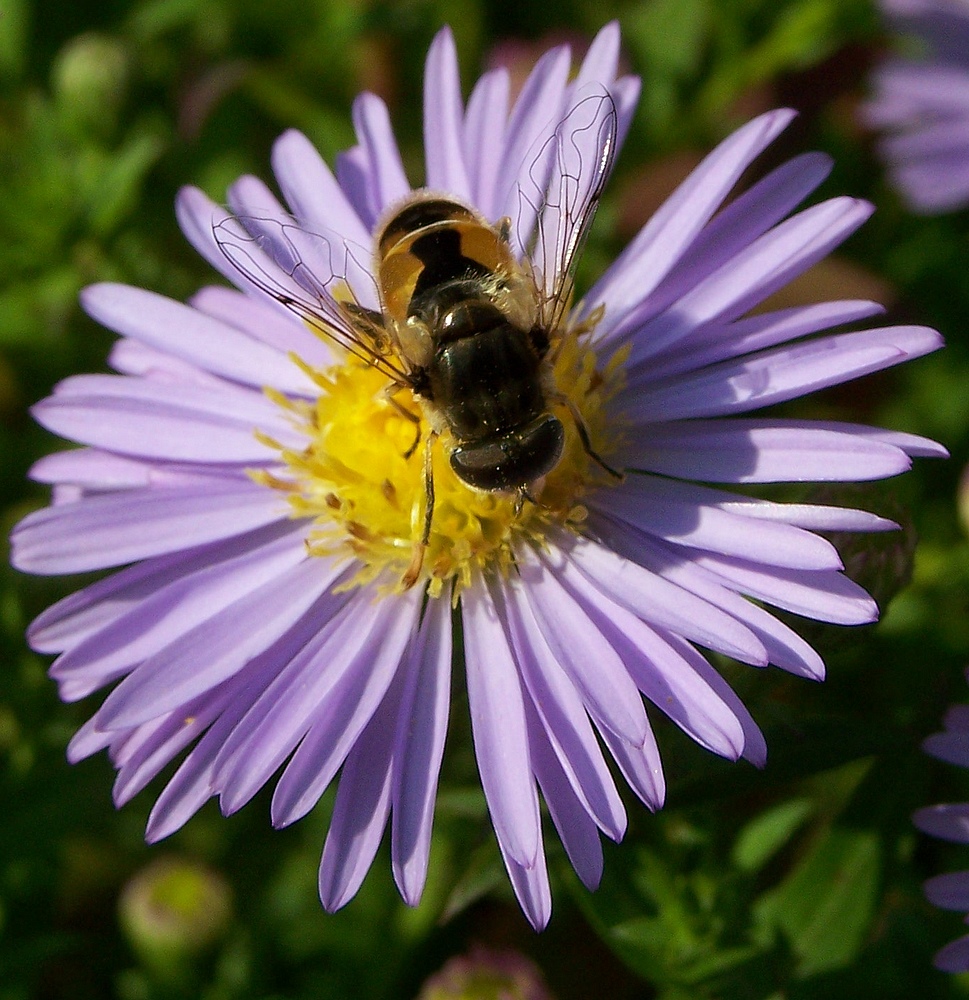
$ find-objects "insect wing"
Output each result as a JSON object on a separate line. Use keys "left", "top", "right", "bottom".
{"left": 213, "top": 213, "right": 407, "bottom": 379}
{"left": 520, "top": 88, "right": 618, "bottom": 333}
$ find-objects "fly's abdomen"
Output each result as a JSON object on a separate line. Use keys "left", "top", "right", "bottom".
{"left": 429, "top": 322, "right": 544, "bottom": 441}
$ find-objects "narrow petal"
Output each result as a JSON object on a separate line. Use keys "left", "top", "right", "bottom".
{"left": 189, "top": 285, "right": 331, "bottom": 371}
{"left": 28, "top": 536, "right": 263, "bottom": 653}
{"left": 463, "top": 67, "right": 510, "bottom": 218}
{"left": 695, "top": 494, "right": 898, "bottom": 533}
{"left": 617, "top": 197, "right": 874, "bottom": 360}
{"left": 925, "top": 872, "right": 969, "bottom": 912}
{"left": 587, "top": 513, "right": 827, "bottom": 679}
{"left": 517, "top": 553, "right": 654, "bottom": 746}
{"left": 620, "top": 419, "right": 914, "bottom": 483}
{"left": 211, "top": 583, "right": 376, "bottom": 814}
{"left": 574, "top": 21, "right": 620, "bottom": 88}
{"left": 934, "top": 935, "right": 969, "bottom": 975}
{"left": 423, "top": 27, "right": 472, "bottom": 200}
{"left": 94, "top": 557, "right": 343, "bottom": 730}
{"left": 107, "top": 338, "right": 221, "bottom": 386}
{"left": 318, "top": 671, "right": 402, "bottom": 912}
{"left": 11, "top": 481, "right": 285, "bottom": 575}
{"left": 865, "top": 63, "right": 969, "bottom": 124}
{"left": 334, "top": 145, "right": 377, "bottom": 229}
{"left": 500, "top": 579, "right": 626, "bottom": 840}
{"left": 146, "top": 711, "right": 243, "bottom": 842}
{"left": 592, "top": 474, "right": 843, "bottom": 570}
{"left": 694, "top": 552, "right": 879, "bottom": 625}
{"left": 855, "top": 425, "right": 949, "bottom": 459}
{"left": 654, "top": 628, "right": 767, "bottom": 766}
{"left": 594, "top": 471, "right": 896, "bottom": 535}
{"left": 66, "top": 716, "right": 114, "bottom": 763}
{"left": 557, "top": 584, "right": 748, "bottom": 761}
{"left": 882, "top": 116, "right": 969, "bottom": 163}
{"left": 49, "top": 524, "right": 307, "bottom": 701}
{"left": 914, "top": 804, "right": 969, "bottom": 844}
{"left": 271, "top": 129, "right": 371, "bottom": 246}
{"left": 499, "top": 837, "right": 552, "bottom": 932}
{"left": 352, "top": 92, "right": 410, "bottom": 216}
{"left": 80, "top": 283, "right": 311, "bottom": 395}
{"left": 176, "top": 187, "right": 311, "bottom": 313}
{"left": 923, "top": 730, "right": 969, "bottom": 769}
{"left": 144, "top": 611, "right": 323, "bottom": 841}
{"left": 584, "top": 109, "right": 797, "bottom": 328}
{"left": 547, "top": 533, "right": 769, "bottom": 665}
{"left": 269, "top": 586, "right": 421, "bottom": 827}
{"left": 175, "top": 186, "right": 252, "bottom": 288}
{"left": 527, "top": 702, "right": 604, "bottom": 890}
{"left": 640, "top": 299, "right": 886, "bottom": 384}
{"left": 496, "top": 45, "right": 571, "bottom": 242}
{"left": 644, "top": 153, "right": 834, "bottom": 317}
{"left": 29, "top": 449, "right": 156, "bottom": 491}
{"left": 599, "top": 152, "right": 837, "bottom": 349}
{"left": 597, "top": 725, "right": 665, "bottom": 810}
{"left": 610, "top": 75, "right": 641, "bottom": 147}
{"left": 112, "top": 668, "right": 249, "bottom": 806}
{"left": 530, "top": 84, "right": 618, "bottom": 302}
{"left": 620, "top": 326, "right": 943, "bottom": 423}
{"left": 391, "top": 595, "right": 453, "bottom": 907}
{"left": 462, "top": 583, "right": 541, "bottom": 869}
{"left": 226, "top": 174, "right": 379, "bottom": 312}
{"left": 33, "top": 375, "right": 296, "bottom": 463}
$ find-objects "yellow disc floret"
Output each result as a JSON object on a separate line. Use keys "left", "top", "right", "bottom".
{"left": 253, "top": 322, "right": 625, "bottom": 598}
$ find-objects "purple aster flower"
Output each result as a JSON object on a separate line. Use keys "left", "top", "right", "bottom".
{"left": 914, "top": 678, "right": 969, "bottom": 972}
{"left": 863, "top": 0, "right": 969, "bottom": 213}
{"left": 10, "top": 23, "right": 945, "bottom": 930}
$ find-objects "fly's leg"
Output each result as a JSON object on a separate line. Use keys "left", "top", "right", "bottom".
{"left": 514, "top": 485, "right": 539, "bottom": 517}
{"left": 553, "top": 392, "right": 624, "bottom": 481}
{"left": 402, "top": 429, "right": 438, "bottom": 589}
{"left": 382, "top": 383, "right": 422, "bottom": 459}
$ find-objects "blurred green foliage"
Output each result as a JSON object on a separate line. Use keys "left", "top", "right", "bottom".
{"left": 2, "top": 0, "right": 969, "bottom": 997}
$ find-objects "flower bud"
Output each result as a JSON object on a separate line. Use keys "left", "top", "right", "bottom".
{"left": 51, "top": 33, "right": 127, "bottom": 134}
{"left": 118, "top": 856, "right": 231, "bottom": 977}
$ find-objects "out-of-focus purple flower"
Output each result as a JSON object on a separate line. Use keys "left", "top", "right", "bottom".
{"left": 863, "top": 0, "right": 969, "bottom": 214}
{"left": 417, "top": 946, "right": 553, "bottom": 1000}
{"left": 914, "top": 680, "right": 969, "bottom": 972}
{"left": 10, "top": 23, "right": 945, "bottom": 929}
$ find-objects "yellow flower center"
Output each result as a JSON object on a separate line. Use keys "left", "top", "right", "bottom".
{"left": 255, "top": 321, "right": 624, "bottom": 597}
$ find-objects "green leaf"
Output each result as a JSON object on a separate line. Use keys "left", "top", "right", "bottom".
{"left": 733, "top": 800, "right": 815, "bottom": 874}
{"left": 759, "top": 827, "right": 881, "bottom": 976}
{"left": 0, "top": 0, "right": 27, "bottom": 80}
{"left": 84, "top": 131, "right": 167, "bottom": 237}
{"left": 626, "top": 0, "right": 711, "bottom": 78}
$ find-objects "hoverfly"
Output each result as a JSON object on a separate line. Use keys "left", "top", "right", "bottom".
{"left": 215, "top": 90, "right": 621, "bottom": 586}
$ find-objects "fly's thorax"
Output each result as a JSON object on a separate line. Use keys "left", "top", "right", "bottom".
{"left": 374, "top": 192, "right": 521, "bottom": 326}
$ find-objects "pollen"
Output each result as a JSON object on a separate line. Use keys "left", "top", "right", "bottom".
{"left": 255, "top": 328, "right": 625, "bottom": 597}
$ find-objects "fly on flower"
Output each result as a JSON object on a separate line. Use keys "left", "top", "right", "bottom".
{"left": 10, "top": 22, "right": 947, "bottom": 931}
{"left": 213, "top": 92, "right": 621, "bottom": 587}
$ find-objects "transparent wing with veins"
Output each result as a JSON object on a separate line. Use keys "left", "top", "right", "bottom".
{"left": 516, "top": 88, "right": 619, "bottom": 336}
{"left": 212, "top": 213, "right": 411, "bottom": 383}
